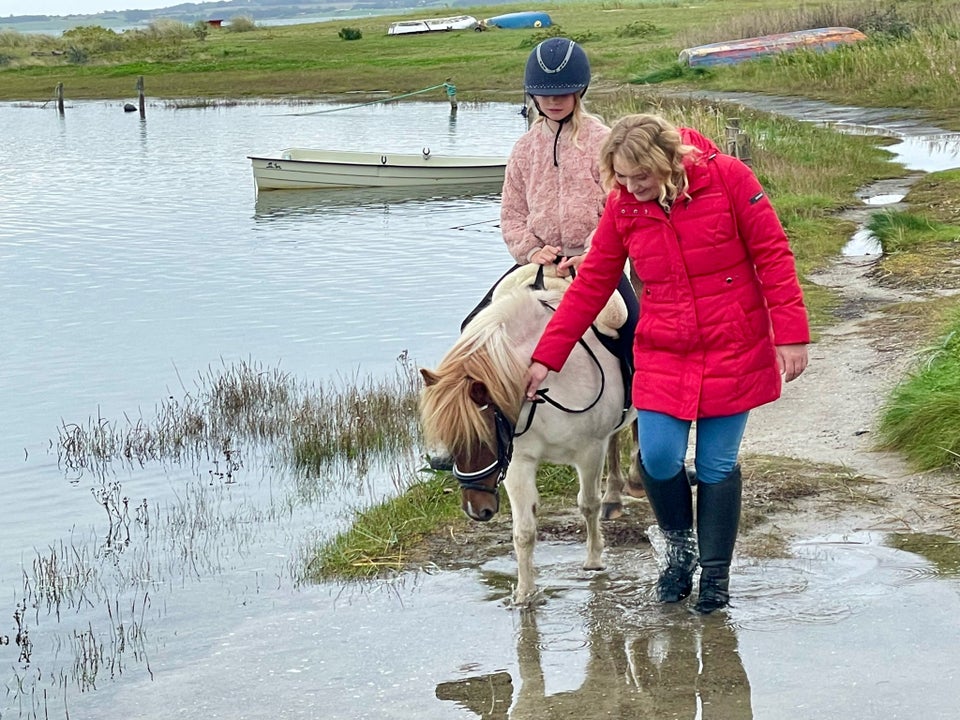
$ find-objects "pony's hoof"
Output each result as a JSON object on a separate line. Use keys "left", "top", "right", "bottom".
{"left": 601, "top": 502, "right": 623, "bottom": 520}
{"left": 624, "top": 480, "right": 646, "bottom": 499}
{"left": 510, "top": 588, "right": 545, "bottom": 609}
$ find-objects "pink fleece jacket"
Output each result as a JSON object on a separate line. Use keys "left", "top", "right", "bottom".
{"left": 500, "top": 115, "right": 610, "bottom": 263}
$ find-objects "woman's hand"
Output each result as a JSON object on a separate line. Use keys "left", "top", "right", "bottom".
{"left": 525, "top": 362, "right": 549, "bottom": 400}
{"left": 556, "top": 253, "right": 585, "bottom": 277}
{"left": 777, "top": 344, "right": 808, "bottom": 382}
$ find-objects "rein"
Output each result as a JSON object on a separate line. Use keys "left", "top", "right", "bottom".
{"left": 514, "top": 296, "right": 605, "bottom": 437}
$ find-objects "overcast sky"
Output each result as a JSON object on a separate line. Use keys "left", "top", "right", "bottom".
{"left": 2, "top": 1, "right": 180, "bottom": 17}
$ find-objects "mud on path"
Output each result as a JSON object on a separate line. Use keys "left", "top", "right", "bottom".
{"left": 422, "top": 247, "right": 960, "bottom": 572}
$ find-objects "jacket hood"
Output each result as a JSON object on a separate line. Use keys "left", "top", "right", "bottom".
{"left": 680, "top": 127, "right": 721, "bottom": 196}
{"left": 680, "top": 127, "right": 721, "bottom": 157}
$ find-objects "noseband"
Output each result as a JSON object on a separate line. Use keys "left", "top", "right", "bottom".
{"left": 452, "top": 405, "right": 515, "bottom": 495}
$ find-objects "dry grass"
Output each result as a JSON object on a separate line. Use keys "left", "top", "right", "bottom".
{"left": 55, "top": 354, "right": 422, "bottom": 477}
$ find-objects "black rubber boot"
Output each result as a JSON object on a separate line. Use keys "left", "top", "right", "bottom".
{"left": 641, "top": 465, "right": 698, "bottom": 603}
{"left": 695, "top": 466, "right": 742, "bottom": 614}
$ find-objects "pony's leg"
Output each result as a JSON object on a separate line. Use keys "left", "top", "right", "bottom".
{"left": 624, "top": 422, "right": 646, "bottom": 498}
{"left": 601, "top": 430, "right": 625, "bottom": 521}
{"left": 579, "top": 446, "right": 608, "bottom": 571}
{"left": 628, "top": 421, "right": 642, "bottom": 484}
{"left": 503, "top": 458, "right": 541, "bottom": 606}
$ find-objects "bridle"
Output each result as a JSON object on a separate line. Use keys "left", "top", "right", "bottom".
{"left": 451, "top": 320, "right": 607, "bottom": 498}
{"left": 452, "top": 403, "right": 515, "bottom": 496}
{"left": 450, "top": 267, "right": 619, "bottom": 500}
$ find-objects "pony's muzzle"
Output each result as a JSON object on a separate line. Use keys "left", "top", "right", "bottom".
{"left": 461, "top": 484, "right": 500, "bottom": 521}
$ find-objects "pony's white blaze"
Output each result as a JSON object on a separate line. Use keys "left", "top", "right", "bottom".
{"left": 420, "top": 281, "right": 637, "bottom": 606}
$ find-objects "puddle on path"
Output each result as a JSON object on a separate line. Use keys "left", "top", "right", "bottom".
{"left": 57, "top": 530, "right": 958, "bottom": 719}
{"left": 435, "top": 531, "right": 960, "bottom": 720}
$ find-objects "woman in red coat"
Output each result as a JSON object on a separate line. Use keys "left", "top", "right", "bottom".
{"left": 526, "top": 114, "right": 810, "bottom": 613}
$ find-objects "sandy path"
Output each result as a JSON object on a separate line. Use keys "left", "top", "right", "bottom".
{"left": 742, "top": 248, "right": 959, "bottom": 537}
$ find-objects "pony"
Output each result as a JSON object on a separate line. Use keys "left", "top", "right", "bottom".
{"left": 419, "top": 272, "right": 638, "bottom": 606}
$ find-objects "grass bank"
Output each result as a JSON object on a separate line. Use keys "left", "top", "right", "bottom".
{"left": 1, "top": 0, "right": 959, "bottom": 130}
{"left": 869, "top": 169, "right": 960, "bottom": 470}
{"left": 877, "top": 306, "right": 960, "bottom": 471}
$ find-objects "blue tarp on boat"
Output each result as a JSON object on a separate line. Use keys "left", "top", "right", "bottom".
{"left": 481, "top": 11, "right": 552, "bottom": 30}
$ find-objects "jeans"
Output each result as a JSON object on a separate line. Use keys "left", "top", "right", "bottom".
{"left": 637, "top": 410, "right": 749, "bottom": 485}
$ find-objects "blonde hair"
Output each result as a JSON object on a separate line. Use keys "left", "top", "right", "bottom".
{"left": 599, "top": 114, "right": 699, "bottom": 207}
{"left": 530, "top": 94, "right": 603, "bottom": 148}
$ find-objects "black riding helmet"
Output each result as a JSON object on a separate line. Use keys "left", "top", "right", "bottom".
{"left": 523, "top": 37, "right": 591, "bottom": 166}
{"left": 523, "top": 37, "right": 591, "bottom": 97}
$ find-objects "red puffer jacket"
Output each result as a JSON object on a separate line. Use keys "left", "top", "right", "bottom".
{"left": 531, "top": 128, "right": 810, "bottom": 420}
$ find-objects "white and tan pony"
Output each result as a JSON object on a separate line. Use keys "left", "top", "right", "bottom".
{"left": 419, "top": 265, "right": 637, "bottom": 606}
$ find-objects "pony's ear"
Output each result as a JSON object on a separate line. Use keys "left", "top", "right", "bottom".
{"left": 468, "top": 380, "right": 493, "bottom": 407}
{"left": 420, "top": 368, "right": 439, "bottom": 386}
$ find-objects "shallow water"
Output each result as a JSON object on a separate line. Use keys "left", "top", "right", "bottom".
{"left": 3, "top": 98, "right": 960, "bottom": 719}
{"left": 42, "top": 532, "right": 955, "bottom": 720}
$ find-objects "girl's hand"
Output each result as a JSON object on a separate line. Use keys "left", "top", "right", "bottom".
{"left": 525, "top": 362, "right": 549, "bottom": 400}
{"left": 777, "top": 344, "right": 808, "bottom": 382}
{"left": 530, "top": 244, "right": 562, "bottom": 265}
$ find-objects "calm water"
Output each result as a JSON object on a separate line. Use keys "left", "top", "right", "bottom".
{"left": 0, "top": 99, "right": 526, "bottom": 718}
{"left": 2, "top": 99, "right": 960, "bottom": 719}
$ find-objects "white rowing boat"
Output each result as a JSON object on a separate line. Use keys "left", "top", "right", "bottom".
{"left": 248, "top": 148, "right": 507, "bottom": 191}
{"left": 386, "top": 15, "right": 478, "bottom": 36}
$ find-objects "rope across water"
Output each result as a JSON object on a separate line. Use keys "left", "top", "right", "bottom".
{"left": 288, "top": 83, "right": 452, "bottom": 116}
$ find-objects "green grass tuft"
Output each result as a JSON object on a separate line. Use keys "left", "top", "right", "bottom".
{"left": 306, "top": 474, "right": 462, "bottom": 580}
{"left": 868, "top": 210, "right": 960, "bottom": 253}
{"left": 878, "top": 313, "right": 960, "bottom": 470}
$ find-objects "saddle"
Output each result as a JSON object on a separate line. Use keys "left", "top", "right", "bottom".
{"left": 490, "top": 263, "right": 628, "bottom": 338}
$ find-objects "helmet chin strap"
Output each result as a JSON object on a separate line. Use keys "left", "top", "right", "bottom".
{"left": 550, "top": 113, "right": 572, "bottom": 167}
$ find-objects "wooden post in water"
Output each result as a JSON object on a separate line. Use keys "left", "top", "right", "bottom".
{"left": 55, "top": 82, "right": 64, "bottom": 114}
{"left": 725, "top": 118, "right": 752, "bottom": 166}
{"left": 136, "top": 76, "right": 146, "bottom": 119}
{"left": 445, "top": 79, "right": 457, "bottom": 115}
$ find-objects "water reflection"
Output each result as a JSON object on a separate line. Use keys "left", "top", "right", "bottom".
{"left": 843, "top": 227, "right": 883, "bottom": 256}
{"left": 253, "top": 183, "right": 504, "bottom": 219}
{"left": 432, "top": 530, "right": 960, "bottom": 719}
{"left": 863, "top": 193, "right": 906, "bottom": 206}
{"left": 437, "top": 574, "right": 752, "bottom": 718}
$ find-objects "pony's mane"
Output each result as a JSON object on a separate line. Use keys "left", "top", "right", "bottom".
{"left": 420, "top": 289, "right": 546, "bottom": 458}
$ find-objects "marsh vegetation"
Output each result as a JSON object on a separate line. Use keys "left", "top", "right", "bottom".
{"left": 56, "top": 354, "right": 422, "bottom": 476}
